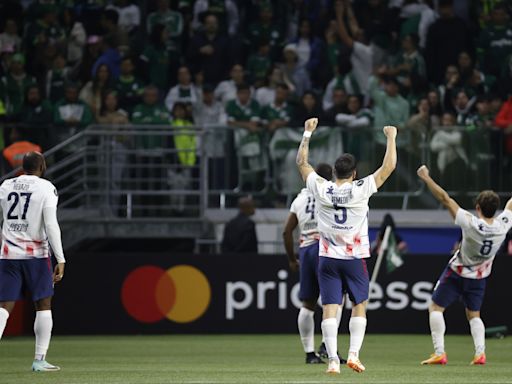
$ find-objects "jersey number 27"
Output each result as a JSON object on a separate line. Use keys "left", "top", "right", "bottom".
{"left": 7, "top": 192, "right": 32, "bottom": 220}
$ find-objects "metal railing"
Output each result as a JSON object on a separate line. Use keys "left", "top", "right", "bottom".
{"left": 0, "top": 124, "right": 509, "bottom": 217}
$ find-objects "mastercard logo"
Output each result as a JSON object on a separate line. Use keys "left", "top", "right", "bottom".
{"left": 121, "top": 265, "right": 211, "bottom": 324}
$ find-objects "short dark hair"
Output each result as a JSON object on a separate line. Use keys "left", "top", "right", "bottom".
{"left": 23, "top": 152, "right": 45, "bottom": 173}
{"left": 276, "top": 82, "right": 289, "bottom": 91}
{"left": 476, "top": 190, "right": 500, "bottom": 218}
{"left": 334, "top": 153, "right": 357, "bottom": 179}
{"left": 315, "top": 163, "right": 333, "bottom": 181}
{"left": 103, "top": 9, "right": 119, "bottom": 24}
{"left": 236, "top": 83, "right": 250, "bottom": 92}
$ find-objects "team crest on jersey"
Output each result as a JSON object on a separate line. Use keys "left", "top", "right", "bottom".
{"left": 503, "top": 217, "right": 509, "bottom": 224}
{"left": 326, "top": 186, "right": 334, "bottom": 195}
{"left": 478, "top": 224, "right": 484, "bottom": 231}
{"left": 356, "top": 180, "right": 364, "bottom": 186}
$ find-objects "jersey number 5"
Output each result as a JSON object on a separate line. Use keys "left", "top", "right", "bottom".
{"left": 7, "top": 192, "right": 32, "bottom": 220}
{"left": 333, "top": 204, "right": 347, "bottom": 224}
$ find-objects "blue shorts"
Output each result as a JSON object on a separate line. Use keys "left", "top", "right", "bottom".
{"left": 0, "top": 258, "right": 54, "bottom": 302}
{"left": 318, "top": 256, "right": 369, "bottom": 305}
{"left": 298, "top": 242, "right": 320, "bottom": 301}
{"left": 431, "top": 267, "right": 486, "bottom": 311}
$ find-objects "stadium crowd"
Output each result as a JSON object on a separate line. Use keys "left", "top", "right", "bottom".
{"left": 0, "top": 0, "right": 511, "bottom": 191}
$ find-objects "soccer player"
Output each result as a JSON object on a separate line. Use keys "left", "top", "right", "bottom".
{"left": 296, "top": 118, "right": 397, "bottom": 374}
{"left": 0, "top": 152, "right": 66, "bottom": 372}
{"left": 283, "top": 163, "right": 344, "bottom": 365}
{"left": 417, "top": 165, "right": 512, "bottom": 365}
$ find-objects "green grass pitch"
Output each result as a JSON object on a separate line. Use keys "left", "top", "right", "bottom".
{"left": 1, "top": 334, "right": 512, "bottom": 383}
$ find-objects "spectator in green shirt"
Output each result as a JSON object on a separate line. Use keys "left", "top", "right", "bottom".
{"left": 147, "top": 0, "right": 184, "bottom": 54}
{"left": 132, "top": 85, "right": 170, "bottom": 149}
{"left": 45, "top": 53, "right": 71, "bottom": 103}
{"left": 140, "top": 24, "right": 173, "bottom": 92}
{"left": 245, "top": 4, "right": 283, "bottom": 60}
{"left": 115, "top": 56, "right": 145, "bottom": 114}
{"left": 261, "top": 83, "right": 293, "bottom": 134}
{"left": 247, "top": 39, "right": 272, "bottom": 87}
{"left": 0, "top": 53, "right": 36, "bottom": 115}
{"left": 17, "top": 85, "right": 53, "bottom": 150}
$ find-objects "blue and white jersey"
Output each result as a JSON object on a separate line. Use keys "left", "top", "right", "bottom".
{"left": 450, "top": 208, "right": 512, "bottom": 279}
{"left": 306, "top": 172, "right": 377, "bottom": 260}
{"left": 289, "top": 188, "right": 319, "bottom": 248}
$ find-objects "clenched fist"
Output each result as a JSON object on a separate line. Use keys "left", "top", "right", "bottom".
{"left": 417, "top": 165, "right": 430, "bottom": 180}
{"left": 304, "top": 118, "right": 318, "bottom": 132}
{"left": 383, "top": 125, "right": 397, "bottom": 139}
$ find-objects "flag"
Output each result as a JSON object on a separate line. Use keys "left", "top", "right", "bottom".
{"left": 381, "top": 226, "right": 404, "bottom": 273}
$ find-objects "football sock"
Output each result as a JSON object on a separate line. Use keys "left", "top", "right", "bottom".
{"left": 298, "top": 307, "right": 315, "bottom": 353}
{"left": 336, "top": 305, "right": 342, "bottom": 328}
{"left": 34, "top": 310, "right": 53, "bottom": 361}
{"left": 348, "top": 316, "right": 367, "bottom": 358}
{"left": 0, "top": 308, "right": 9, "bottom": 340}
{"left": 321, "top": 318, "right": 339, "bottom": 362}
{"left": 469, "top": 317, "right": 485, "bottom": 355}
{"left": 429, "top": 311, "right": 446, "bottom": 355}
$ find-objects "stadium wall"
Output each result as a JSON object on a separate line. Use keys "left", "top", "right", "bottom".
{"left": 49, "top": 253, "right": 512, "bottom": 335}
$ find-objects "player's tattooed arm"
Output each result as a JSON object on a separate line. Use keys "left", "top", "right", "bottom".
{"left": 417, "top": 165, "right": 460, "bottom": 219}
{"left": 296, "top": 118, "right": 317, "bottom": 181}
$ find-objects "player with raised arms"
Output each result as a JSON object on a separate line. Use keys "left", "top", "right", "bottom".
{"left": 283, "top": 163, "right": 345, "bottom": 365}
{"left": 417, "top": 165, "right": 512, "bottom": 365}
{"left": 296, "top": 118, "right": 397, "bottom": 374}
{"left": 0, "top": 152, "right": 66, "bottom": 372}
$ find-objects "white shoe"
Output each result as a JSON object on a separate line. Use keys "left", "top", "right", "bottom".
{"left": 32, "top": 360, "right": 61, "bottom": 372}
{"left": 326, "top": 359, "right": 340, "bottom": 374}
{"left": 347, "top": 356, "right": 365, "bottom": 373}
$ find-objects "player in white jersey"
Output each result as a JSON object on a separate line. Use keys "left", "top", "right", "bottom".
{"left": 296, "top": 118, "right": 397, "bottom": 374}
{"left": 417, "top": 165, "right": 512, "bottom": 366}
{"left": 0, "top": 152, "right": 66, "bottom": 372}
{"left": 283, "top": 163, "right": 346, "bottom": 364}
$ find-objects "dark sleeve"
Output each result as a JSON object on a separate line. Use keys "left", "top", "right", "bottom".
{"left": 246, "top": 219, "right": 258, "bottom": 253}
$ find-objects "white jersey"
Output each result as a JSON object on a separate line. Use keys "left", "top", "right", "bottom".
{"left": 449, "top": 208, "right": 512, "bottom": 279}
{"left": 289, "top": 188, "right": 319, "bottom": 248}
{"left": 306, "top": 172, "right": 377, "bottom": 259}
{"left": 0, "top": 175, "right": 58, "bottom": 260}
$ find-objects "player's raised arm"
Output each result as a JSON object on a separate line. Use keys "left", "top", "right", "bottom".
{"left": 282, "top": 213, "right": 299, "bottom": 272}
{"left": 373, "top": 126, "right": 397, "bottom": 189}
{"left": 42, "top": 206, "right": 66, "bottom": 282}
{"left": 296, "top": 118, "right": 317, "bottom": 181}
{"left": 417, "top": 165, "right": 460, "bottom": 219}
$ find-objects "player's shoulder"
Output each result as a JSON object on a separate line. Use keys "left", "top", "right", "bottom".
{"left": 36, "top": 178, "right": 58, "bottom": 195}
{"left": 496, "top": 210, "right": 512, "bottom": 226}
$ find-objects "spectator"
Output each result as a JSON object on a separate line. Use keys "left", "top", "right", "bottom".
{"left": 383, "top": 34, "right": 426, "bottom": 86}
{"left": 115, "top": 56, "right": 144, "bottom": 114}
{"left": 430, "top": 112, "right": 469, "bottom": 189}
{"left": 425, "top": 0, "right": 472, "bottom": 84}
{"left": 477, "top": 3, "right": 512, "bottom": 78}
{"left": 291, "top": 91, "right": 323, "bottom": 127}
{"left": 92, "top": 35, "right": 121, "bottom": 80}
{"left": 165, "top": 66, "right": 200, "bottom": 112}
{"left": 279, "top": 44, "right": 311, "bottom": 100}
{"left": 246, "top": 40, "right": 272, "bottom": 87}
{"left": 226, "top": 83, "right": 261, "bottom": 133}
{"left": 494, "top": 94, "right": 512, "bottom": 156}
{"left": 140, "top": 24, "right": 172, "bottom": 92}
{"left": 456, "top": 51, "right": 489, "bottom": 96}
{"left": 406, "top": 97, "right": 435, "bottom": 151}
{"left": 261, "top": 83, "right": 293, "bottom": 134}
{"left": 498, "top": 54, "right": 512, "bottom": 99}
{"left": 106, "top": 0, "right": 141, "bottom": 34}
{"left": 445, "top": 89, "right": 476, "bottom": 126}
{"left": 72, "top": 35, "right": 102, "bottom": 85}
{"left": 214, "top": 64, "right": 248, "bottom": 106}
{"left": 0, "top": 44, "right": 14, "bottom": 78}
{"left": 246, "top": 4, "right": 283, "bottom": 60}
{"left": 80, "top": 64, "right": 112, "bottom": 118}
{"left": 254, "top": 66, "right": 285, "bottom": 107}
{"left": 192, "top": 85, "right": 228, "bottom": 188}
{"left": 100, "top": 8, "right": 129, "bottom": 55}
{"left": 427, "top": 90, "right": 443, "bottom": 120}
{"left": 0, "top": 53, "right": 36, "bottom": 115}
{"left": 2, "top": 128, "right": 42, "bottom": 174}
{"left": 334, "top": 0, "right": 373, "bottom": 97}
{"left": 334, "top": 94, "right": 372, "bottom": 130}
{"left": 192, "top": 0, "right": 239, "bottom": 37}
{"left": 187, "top": 13, "right": 231, "bottom": 85}
{"left": 45, "top": 53, "right": 71, "bottom": 103}
{"left": 17, "top": 84, "right": 53, "bottom": 149}
{"left": 96, "top": 90, "right": 130, "bottom": 125}
{"left": 371, "top": 213, "right": 408, "bottom": 258}
{"left": 62, "top": 7, "right": 87, "bottom": 66}
{"left": 465, "top": 96, "right": 495, "bottom": 130}
{"left": 146, "top": 0, "right": 184, "bottom": 54}
{"left": 54, "top": 83, "right": 94, "bottom": 144}
{"left": 171, "top": 102, "right": 196, "bottom": 167}
{"left": 288, "top": 19, "right": 325, "bottom": 86}
{"left": 221, "top": 197, "right": 258, "bottom": 253}
{"left": 323, "top": 87, "right": 348, "bottom": 125}
{"left": 132, "top": 85, "right": 170, "bottom": 149}
{"left": 368, "top": 75, "right": 410, "bottom": 146}
{"left": 0, "top": 19, "right": 21, "bottom": 52}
